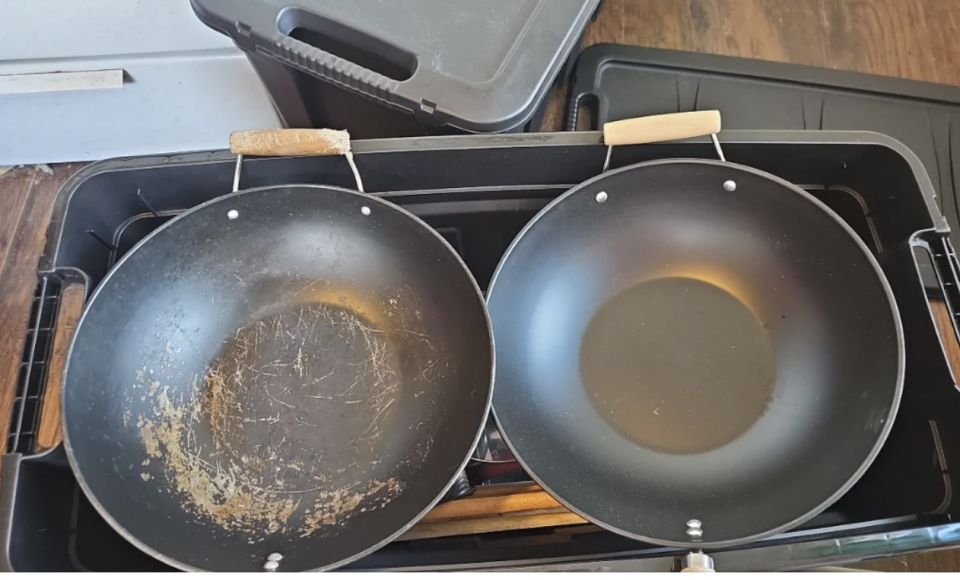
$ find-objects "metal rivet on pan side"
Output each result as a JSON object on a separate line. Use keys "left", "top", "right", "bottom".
{"left": 595, "top": 191, "right": 608, "bottom": 203}
{"left": 262, "top": 552, "right": 283, "bottom": 571}
{"left": 227, "top": 209, "right": 239, "bottom": 220}
{"left": 686, "top": 519, "right": 704, "bottom": 538}
{"left": 723, "top": 180, "right": 737, "bottom": 192}
{"left": 361, "top": 206, "right": 371, "bottom": 216}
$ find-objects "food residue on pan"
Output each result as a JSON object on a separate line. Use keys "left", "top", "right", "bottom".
{"left": 299, "top": 477, "right": 404, "bottom": 538}
{"left": 136, "top": 382, "right": 302, "bottom": 536}
{"left": 131, "top": 295, "right": 436, "bottom": 539}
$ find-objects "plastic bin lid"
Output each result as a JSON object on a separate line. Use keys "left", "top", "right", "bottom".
{"left": 191, "top": 0, "right": 599, "bottom": 132}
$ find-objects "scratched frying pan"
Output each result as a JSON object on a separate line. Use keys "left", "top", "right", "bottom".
{"left": 61, "top": 131, "right": 493, "bottom": 571}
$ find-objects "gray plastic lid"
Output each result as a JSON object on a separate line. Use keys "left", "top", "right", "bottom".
{"left": 191, "top": 0, "right": 599, "bottom": 132}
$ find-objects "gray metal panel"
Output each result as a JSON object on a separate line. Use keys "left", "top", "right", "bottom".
{"left": 0, "top": 0, "right": 281, "bottom": 165}
{"left": 3, "top": 0, "right": 237, "bottom": 60}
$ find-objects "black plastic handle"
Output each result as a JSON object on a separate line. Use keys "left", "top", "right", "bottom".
{"left": 273, "top": 35, "right": 402, "bottom": 104}
{"left": 566, "top": 91, "right": 600, "bottom": 131}
{"left": 272, "top": 8, "right": 418, "bottom": 104}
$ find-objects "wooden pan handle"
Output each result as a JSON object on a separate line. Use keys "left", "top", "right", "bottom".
{"left": 229, "top": 129, "right": 352, "bottom": 157}
{"left": 36, "top": 282, "right": 86, "bottom": 452}
{"left": 603, "top": 111, "right": 721, "bottom": 147}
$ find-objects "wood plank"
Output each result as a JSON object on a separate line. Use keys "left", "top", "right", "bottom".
{"left": 468, "top": 482, "right": 542, "bottom": 498}
{"left": 859, "top": 544, "right": 960, "bottom": 573}
{"left": 35, "top": 282, "right": 86, "bottom": 452}
{"left": 618, "top": 0, "right": 960, "bottom": 82}
{"left": 0, "top": 167, "right": 38, "bottom": 290}
{"left": 0, "top": 164, "right": 82, "bottom": 465}
{"left": 930, "top": 301, "right": 960, "bottom": 374}
{"left": 0, "top": 166, "right": 44, "bottom": 460}
{"left": 0, "top": 69, "right": 124, "bottom": 96}
{"left": 419, "top": 484, "right": 563, "bottom": 522}
{"left": 401, "top": 481, "right": 589, "bottom": 540}
{"left": 400, "top": 511, "right": 588, "bottom": 542}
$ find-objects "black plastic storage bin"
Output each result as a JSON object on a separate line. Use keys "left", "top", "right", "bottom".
{"left": 190, "top": 0, "right": 601, "bottom": 138}
{"left": 5, "top": 131, "right": 960, "bottom": 571}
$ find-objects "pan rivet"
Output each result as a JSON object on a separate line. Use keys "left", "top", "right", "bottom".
{"left": 686, "top": 519, "right": 704, "bottom": 538}
{"left": 227, "top": 209, "right": 239, "bottom": 220}
{"left": 263, "top": 553, "right": 283, "bottom": 571}
{"left": 723, "top": 180, "right": 737, "bottom": 192}
{"left": 361, "top": 206, "right": 371, "bottom": 216}
{"left": 595, "top": 191, "right": 608, "bottom": 203}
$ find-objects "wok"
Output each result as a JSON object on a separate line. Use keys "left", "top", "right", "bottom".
{"left": 62, "top": 138, "right": 493, "bottom": 572}
{"left": 487, "top": 112, "right": 903, "bottom": 557}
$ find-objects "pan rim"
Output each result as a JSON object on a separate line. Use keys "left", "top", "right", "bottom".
{"left": 60, "top": 183, "right": 495, "bottom": 572}
{"left": 487, "top": 157, "right": 905, "bottom": 550}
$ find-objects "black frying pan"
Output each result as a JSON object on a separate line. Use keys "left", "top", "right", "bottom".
{"left": 487, "top": 113, "right": 903, "bottom": 555}
{"left": 62, "top": 178, "right": 493, "bottom": 571}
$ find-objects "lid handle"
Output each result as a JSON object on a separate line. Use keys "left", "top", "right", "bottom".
{"left": 603, "top": 111, "right": 721, "bottom": 146}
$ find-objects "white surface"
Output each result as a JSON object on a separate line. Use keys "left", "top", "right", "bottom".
{"left": 0, "top": 70, "right": 124, "bottom": 95}
{"left": 0, "top": 0, "right": 281, "bottom": 165}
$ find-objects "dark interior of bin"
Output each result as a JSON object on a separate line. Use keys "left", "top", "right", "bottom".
{"left": 7, "top": 138, "right": 960, "bottom": 570}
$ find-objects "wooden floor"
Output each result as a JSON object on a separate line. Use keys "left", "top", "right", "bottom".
{"left": 2, "top": 0, "right": 960, "bottom": 571}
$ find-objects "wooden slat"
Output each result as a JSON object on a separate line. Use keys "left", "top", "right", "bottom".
{"left": 0, "top": 164, "right": 82, "bottom": 469}
{"left": 419, "top": 483, "right": 563, "bottom": 522}
{"left": 455, "top": 481, "right": 541, "bottom": 499}
{"left": 35, "top": 283, "right": 85, "bottom": 452}
{"left": 0, "top": 70, "right": 124, "bottom": 96}
{"left": 401, "top": 510, "right": 588, "bottom": 542}
{"left": 929, "top": 301, "right": 960, "bottom": 374}
{"left": 401, "top": 481, "right": 587, "bottom": 540}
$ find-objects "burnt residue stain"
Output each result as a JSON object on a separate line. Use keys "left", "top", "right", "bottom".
{"left": 581, "top": 277, "right": 775, "bottom": 454}
{"left": 134, "top": 298, "right": 431, "bottom": 539}
{"left": 689, "top": 0, "right": 710, "bottom": 34}
{"left": 300, "top": 477, "right": 404, "bottom": 538}
{"left": 137, "top": 380, "right": 302, "bottom": 537}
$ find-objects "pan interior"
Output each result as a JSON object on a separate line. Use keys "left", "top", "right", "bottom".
{"left": 205, "top": 303, "right": 405, "bottom": 473}
{"left": 581, "top": 276, "right": 775, "bottom": 454}
{"left": 162, "top": 301, "right": 408, "bottom": 532}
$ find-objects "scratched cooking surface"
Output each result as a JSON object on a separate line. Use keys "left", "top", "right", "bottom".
{"left": 5, "top": 0, "right": 960, "bottom": 570}
{"left": 133, "top": 301, "right": 409, "bottom": 540}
